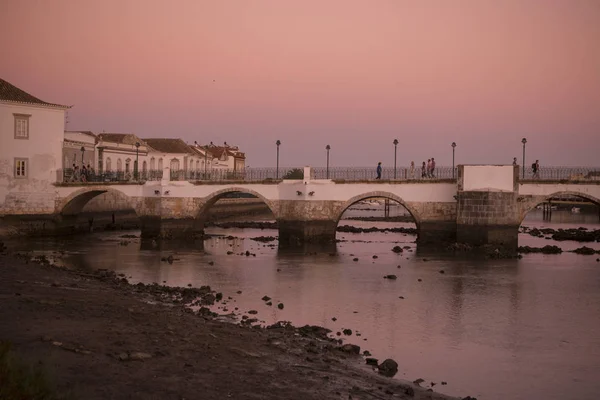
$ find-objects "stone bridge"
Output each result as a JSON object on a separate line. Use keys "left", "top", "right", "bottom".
{"left": 2, "top": 165, "right": 600, "bottom": 251}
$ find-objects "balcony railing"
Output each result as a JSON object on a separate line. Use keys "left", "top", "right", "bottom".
{"left": 59, "top": 166, "right": 600, "bottom": 184}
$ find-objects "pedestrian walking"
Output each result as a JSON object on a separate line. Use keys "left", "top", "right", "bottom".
{"left": 421, "top": 161, "right": 427, "bottom": 178}
{"left": 512, "top": 157, "right": 517, "bottom": 166}
{"left": 409, "top": 161, "right": 415, "bottom": 179}
{"left": 376, "top": 162, "right": 382, "bottom": 180}
{"left": 426, "top": 159, "right": 432, "bottom": 178}
{"left": 430, "top": 158, "right": 436, "bottom": 178}
{"left": 532, "top": 160, "right": 540, "bottom": 179}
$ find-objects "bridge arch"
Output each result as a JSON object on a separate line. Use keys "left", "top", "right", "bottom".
{"left": 195, "top": 187, "right": 278, "bottom": 220}
{"left": 519, "top": 190, "right": 600, "bottom": 225}
{"left": 58, "top": 186, "right": 137, "bottom": 216}
{"left": 334, "top": 191, "right": 421, "bottom": 228}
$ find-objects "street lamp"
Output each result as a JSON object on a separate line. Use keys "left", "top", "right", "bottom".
{"left": 451, "top": 142, "right": 457, "bottom": 178}
{"left": 204, "top": 146, "right": 208, "bottom": 179}
{"left": 134, "top": 142, "right": 140, "bottom": 180}
{"left": 521, "top": 137, "right": 527, "bottom": 179}
{"left": 325, "top": 145, "right": 331, "bottom": 179}
{"left": 276, "top": 140, "right": 281, "bottom": 179}
{"left": 80, "top": 146, "right": 85, "bottom": 165}
{"left": 393, "top": 139, "right": 399, "bottom": 179}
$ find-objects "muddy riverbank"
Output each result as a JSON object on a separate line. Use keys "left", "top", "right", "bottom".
{"left": 0, "top": 247, "right": 461, "bottom": 400}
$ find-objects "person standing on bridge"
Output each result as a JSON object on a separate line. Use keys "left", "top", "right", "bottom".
{"left": 409, "top": 161, "right": 415, "bottom": 179}
{"left": 376, "top": 162, "right": 382, "bottom": 180}
{"left": 421, "top": 161, "right": 427, "bottom": 178}
{"left": 430, "top": 158, "right": 436, "bottom": 178}
{"left": 513, "top": 157, "right": 517, "bottom": 166}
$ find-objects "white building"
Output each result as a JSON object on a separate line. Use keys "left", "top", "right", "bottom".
{"left": 96, "top": 133, "right": 150, "bottom": 180}
{"left": 205, "top": 141, "right": 246, "bottom": 172}
{"left": 143, "top": 138, "right": 204, "bottom": 180}
{"left": 0, "top": 78, "right": 68, "bottom": 214}
{"left": 63, "top": 130, "right": 96, "bottom": 177}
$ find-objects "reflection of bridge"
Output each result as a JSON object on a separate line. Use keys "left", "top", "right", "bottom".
{"left": 3, "top": 165, "right": 599, "bottom": 251}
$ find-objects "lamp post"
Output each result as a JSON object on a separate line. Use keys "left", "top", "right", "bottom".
{"left": 521, "top": 137, "right": 527, "bottom": 179}
{"left": 325, "top": 145, "right": 331, "bottom": 179}
{"left": 80, "top": 146, "right": 85, "bottom": 165}
{"left": 393, "top": 139, "right": 398, "bottom": 179}
{"left": 451, "top": 142, "right": 456, "bottom": 178}
{"left": 204, "top": 146, "right": 208, "bottom": 179}
{"left": 276, "top": 140, "right": 281, "bottom": 179}
{"left": 134, "top": 142, "right": 140, "bottom": 180}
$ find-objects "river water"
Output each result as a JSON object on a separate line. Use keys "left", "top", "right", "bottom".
{"left": 6, "top": 206, "right": 600, "bottom": 400}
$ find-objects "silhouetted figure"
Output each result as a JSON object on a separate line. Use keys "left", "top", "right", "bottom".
{"left": 376, "top": 162, "right": 382, "bottom": 179}
{"left": 421, "top": 161, "right": 427, "bottom": 178}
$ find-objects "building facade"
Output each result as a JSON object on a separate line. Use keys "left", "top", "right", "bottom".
{"left": 0, "top": 78, "right": 68, "bottom": 214}
{"left": 96, "top": 133, "right": 150, "bottom": 180}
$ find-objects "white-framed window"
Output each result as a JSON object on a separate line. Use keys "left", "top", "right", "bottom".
{"left": 150, "top": 157, "right": 155, "bottom": 170}
{"left": 14, "top": 158, "right": 28, "bottom": 178}
{"left": 105, "top": 157, "right": 112, "bottom": 171}
{"left": 142, "top": 161, "right": 147, "bottom": 172}
{"left": 158, "top": 158, "right": 163, "bottom": 170}
{"left": 14, "top": 114, "right": 30, "bottom": 139}
{"left": 117, "top": 159, "right": 123, "bottom": 172}
{"left": 170, "top": 158, "right": 180, "bottom": 171}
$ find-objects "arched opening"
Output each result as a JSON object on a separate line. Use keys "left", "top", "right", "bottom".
{"left": 335, "top": 192, "right": 420, "bottom": 251}
{"left": 105, "top": 157, "right": 112, "bottom": 172}
{"left": 60, "top": 188, "right": 140, "bottom": 233}
{"left": 195, "top": 188, "right": 278, "bottom": 252}
{"left": 519, "top": 192, "right": 600, "bottom": 251}
{"left": 158, "top": 158, "right": 163, "bottom": 171}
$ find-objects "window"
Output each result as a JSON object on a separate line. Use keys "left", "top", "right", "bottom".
{"left": 150, "top": 157, "right": 155, "bottom": 170}
{"left": 125, "top": 158, "right": 131, "bottom": 173}
{"left": 14, "top": 158, "right": 28, "bottom": 178}
{"left": 158, "top": 158, "right": 163, "bottom": 170}
{"left": 14, "top": 114, "right": 30, "bottom": 139}
{"left": 105, "top": 157, "right": 112, "bottom": 171}
{"left": 170, "top": 159, "right": 180, "bottom": 171}
{"left": 142, "top": 161, "right": 147, "bottom": 172}
{"left": 117, "top": 159, "right": 122, "bottom": 172}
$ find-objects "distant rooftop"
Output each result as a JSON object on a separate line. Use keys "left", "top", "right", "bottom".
{"left": 0, "top": 78, "right": 69, "bottom": 108}
{"left": 97, "top": 133, "right": 144, "bottom": 146}
{"left": 143, "top": 138, "right": 194, "bottom": 154}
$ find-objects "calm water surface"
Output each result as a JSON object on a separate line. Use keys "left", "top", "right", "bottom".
{"left": 8, "top": 208, "right": 600, "bottom": 400}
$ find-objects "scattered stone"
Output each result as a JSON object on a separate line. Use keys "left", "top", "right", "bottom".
{"left": 365, "top": 357, "right": 378, "bottom": 366}
{"left": 383, "top": 275, "right": 397, "bottom": 280}
{"left": 342, "top": 329, "right": 352, "bottom": 336}
{"left": 266, "top": 301, "right": 272, "bottom": 306}
{"left": 398, "top": 296, "right": 404, "bottom": 299}
{"left": 572, "top": 246, "right": 598, "bottom": 255}
{"left": 377, "top": 359, "right": 398, "bottom": 377}
{"left": 331, "top": 317, "right": 337, "bottom": 321}
{"left": 439, "top": 270, "right": 445, "bottom": 274}
{"left": 518, "top": 245, "right": 562, "bottom": 254}
{"left": 413, "top": 378, "right": 425, "bottom": 386}
{"left": 372, "top": 255, "right": 378, "bottom": 259}
{"left": 363, "top": 350, "right": 371, "bottom": 356}
{"left": 248, "top": 310, "right": 258, "bottom": 315}
{"left": 128, "top": 352, "right": 153, "bottom": 361}
{"left": 441, "top": 381, "right": 448, "bottom": 385}
{"left": 261, "top": 296, "right": 271, "bottom": 301}
{"left": 417, "top": 279, "right": 422, "bottom": 282}
{"left": 339, "top": 344, "right": 360, "bottom": 354}
{"left": 277, "top": 303, "right": 284, "bottom": 309}
{"left": 208, "top": 261, "right": 215, "bottom": 265}
{"left": 353, "top": 258, "right": 359, "bottom": 262}
{"left": 392, "top": 246, "right": 403, "bottom": 253}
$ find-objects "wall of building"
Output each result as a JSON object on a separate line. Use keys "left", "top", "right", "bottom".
{"left": 0, "top": 102, "right": 64, "bottom": 214}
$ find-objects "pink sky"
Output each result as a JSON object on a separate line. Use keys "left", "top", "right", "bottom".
{"left": 1, "top": 0, "right": 599, "bottom": 167}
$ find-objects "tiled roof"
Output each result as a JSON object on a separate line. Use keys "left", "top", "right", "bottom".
{"left": 97, "top": 133, "right": 144, "bottom": 146}
{"left": 191, "top": 145, "right": 214, "bottom": 159}
{"left": 65, "top": 130, "right": 97, "bottom": 138}
{"left": 0, "top": 78, "right": 69, "bottom": 108}
{"left": 208, "top": 145, "right": 246, "bottom": 160}
{"left": 143, "top": 138, "right": 195, "bottom": 154}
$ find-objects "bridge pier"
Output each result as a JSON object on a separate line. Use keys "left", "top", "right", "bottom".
{"left": 455, "top": 165, "right": 521, "bottom": 253}
{"left": 278, "top": 219, "right": 337, "bottom": 246}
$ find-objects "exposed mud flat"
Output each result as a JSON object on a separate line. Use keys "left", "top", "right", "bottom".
{"left": 0, "top": 247, "right": 462, "bottom": 400}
